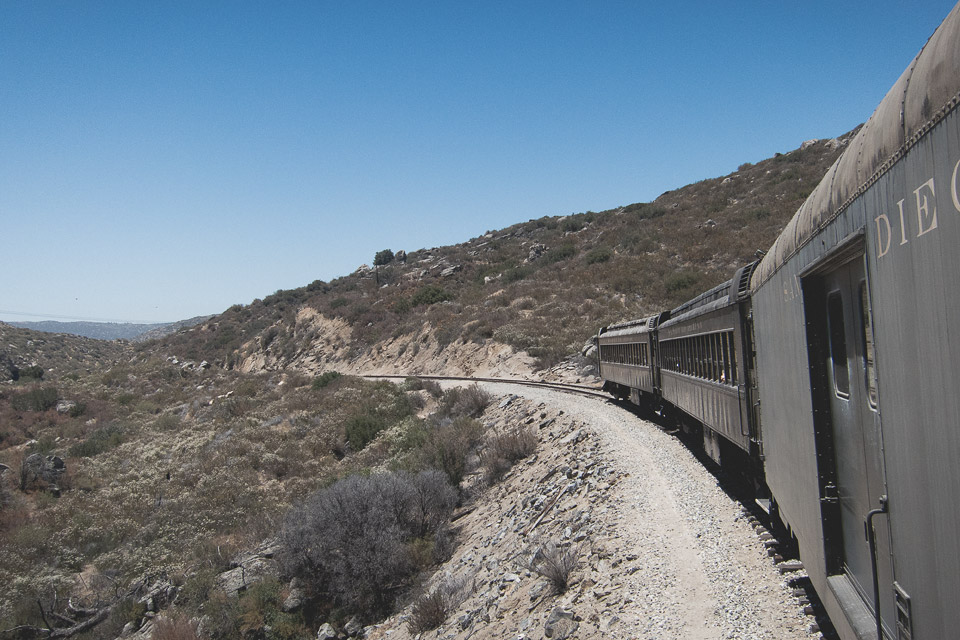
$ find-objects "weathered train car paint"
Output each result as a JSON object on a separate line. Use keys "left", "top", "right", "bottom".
{"left": 658, "top": 271, "right": 756, "bottom": 457}
{"left": 751, "top": 5, "right": 960, "bottom": 639}
{"left": 597, "top": 315, "right": 661, "bottom": 400}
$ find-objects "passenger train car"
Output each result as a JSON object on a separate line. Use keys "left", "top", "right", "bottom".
{"left": 597, "top": 5, "right": 960, "bottom": 639}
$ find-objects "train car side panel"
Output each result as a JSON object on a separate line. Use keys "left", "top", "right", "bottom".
{"left": 753, "top": 9, "right": 960, "bottom": 636}
{"left": 659, "top": 299, "right": 752, "bottom": 455}
{"left": 863, "top": 107, "right": 960, "bottom": 640}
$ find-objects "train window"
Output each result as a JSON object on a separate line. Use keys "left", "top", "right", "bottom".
{"left": 827, "top": 291, "right": 850, "bottom": 398}
{"left": 711, "top": 334, "right": 719, "bottom": 381}
{"left": 859, "top": 283, "right": 879, "bottom": 408}
{"left": 693, "top": 337, "right": 700, "bottom": 377}
{"left": 720, "top": 334, "right": 729, "bottom": 384}
{"left": 701, "top": 335, "right": 707, "bottom": 379}
{"left": 713, "top": 333, "right": 723, "bottom": 382}
{"left": 729, "top": 333, "right": 738, "bottom": 385}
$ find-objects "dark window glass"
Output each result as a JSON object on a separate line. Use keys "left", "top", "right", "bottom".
{"left": 827, "top": 291, "right": 850, "bottom": 398}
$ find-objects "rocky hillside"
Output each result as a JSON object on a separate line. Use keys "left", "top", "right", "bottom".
{"left": 143, "top": 133, "right": 853, "bottom": 377}
{"left": 0, "top": 323, "right": 126, "bottom": 382}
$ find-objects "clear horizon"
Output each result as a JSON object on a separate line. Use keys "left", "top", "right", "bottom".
{"left": 3, "top": 1, "right": 957, "bottom": 324}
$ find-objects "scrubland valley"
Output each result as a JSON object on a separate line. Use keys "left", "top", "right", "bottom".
{"left": 0, "top": 133, "right": 850, "bottom": 639}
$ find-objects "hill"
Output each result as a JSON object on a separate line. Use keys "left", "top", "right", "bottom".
{"left": 7, "top": 316, "right": 211, "bottom": 342}
{"left": 144, "top": 132, "right": 852, "bottom": 376}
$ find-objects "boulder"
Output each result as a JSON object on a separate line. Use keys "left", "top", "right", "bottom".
{"left": 22, "top": 454, "right": 65, "bottom": 490}
{"left": 527, "top": 243, "right": 546, "bottom": 261}
{"left": 56, "top": 400, "right": 77, "bottom": 414}
{"left": 343, "top": 616, "right": 363, "bottom": 636}
{"left": 544, "top": 607, "right": 579, "bottom": 639}
{"left": 0, "top": 353, "right": 18, "bottom": 381}
{"left": 316, "top": 622, "right": 337, "bottom": 640}
{"left": 216, "top": 538, "right": 281, "bottom": 595}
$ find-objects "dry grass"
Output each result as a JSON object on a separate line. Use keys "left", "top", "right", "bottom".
{"left": 483, "top": 427, "right": 537, "bottom": 484}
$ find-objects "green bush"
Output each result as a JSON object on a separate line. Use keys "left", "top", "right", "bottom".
{"left": 665, "top": 270, "right": 700, "bottom": 294}
{"left": 585, "top": 247, "right": 613, "bottom": 264}
{"left": 544, "top": 244, "right": 577, "bottom": 263}
{"left": 70, "top": 423, "right": 124, "bottom": 458}
{"left": 411, "top": 285, "right": 453, "bottom": 307}
{"left": 312, "top": 371, "right": 342, "bottom": 389}
{"left": 11, "top": 387, "right": 58, "bottom": 412}
{"left": 18, "top": 365, "right": 44, "bottom": 381}
{"left": 238, "top": 578, "right": 308, "bottom": 640}
{"left": 344, "top": 413, "right": 387, "bottom": 451}
{"left": 374, "top": 249, "right": 395, "bottom": 266}
{"left": 502, "top": 266, "right": 532, "bottom": 283}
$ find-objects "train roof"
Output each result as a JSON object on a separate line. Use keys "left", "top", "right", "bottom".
{"left": 750, "top": 4, "right": 960, "bottom": 291}
{"left": 660, "top": 261, "right": 757, "bottom": 329}
{"left": 598, "top": 314, "right": 660, "bottom": 339}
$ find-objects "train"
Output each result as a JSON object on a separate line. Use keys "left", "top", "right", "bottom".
{"left": 596, "top": 5, "right": 960, "bottom": 640}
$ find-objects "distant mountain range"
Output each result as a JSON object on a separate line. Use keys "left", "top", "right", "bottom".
{"left": 7, "top": 315, "right": 212, "bottom": 342}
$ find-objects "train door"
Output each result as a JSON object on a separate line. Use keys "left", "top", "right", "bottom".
{"left": 805, "top": 251, "right": 895, "bottom": 636}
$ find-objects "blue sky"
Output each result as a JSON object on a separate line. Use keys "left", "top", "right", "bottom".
{"left": 2, "top": 1, "right": 957, "bottom": 324}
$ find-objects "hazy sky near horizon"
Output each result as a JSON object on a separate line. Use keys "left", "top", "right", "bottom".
{"left": 2, "top": 1, "right": 957, "bottom": 324}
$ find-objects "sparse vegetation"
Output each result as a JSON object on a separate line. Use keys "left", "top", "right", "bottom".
{"left": 0, "top": 132, "right": 852, "bottom": 635}
{"left": 407, "top": 576, "right": 472, "bottom": 634}
{"left": 526, "top": 540, "right": 583, "bottom": 594}
{"left": 483, "top": 427, "right": 538, "bottom": 483}
{"left": 10, "top": 386, "right": 58, "bottom": 412}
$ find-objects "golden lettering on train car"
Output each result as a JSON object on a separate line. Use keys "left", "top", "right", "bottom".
{"left": 874, "top": 171, "right": 945, "bottom": 258}
{"left": 875, "top": 214, "right": 893, "bottom": 257}
{"left": 915, "top": 178, "right": 938, "bottom": 236}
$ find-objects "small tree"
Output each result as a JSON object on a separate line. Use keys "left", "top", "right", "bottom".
{"left": 374, "top": 249, "right": 395, "bottom": 285}
{"left": 373, "top": 249, "right": 395, "bottom": 266}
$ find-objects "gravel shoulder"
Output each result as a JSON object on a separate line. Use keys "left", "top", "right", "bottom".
{"left": 365, "top": 383, "right": 816, "bottom": 640}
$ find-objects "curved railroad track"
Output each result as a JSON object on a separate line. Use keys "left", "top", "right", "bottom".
{"left": 360, "top": 373, "right": 610, "bottom": 401}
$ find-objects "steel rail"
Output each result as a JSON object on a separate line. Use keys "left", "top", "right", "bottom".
{"left": 359, "top": 374, "right": 610, "bottom": 401}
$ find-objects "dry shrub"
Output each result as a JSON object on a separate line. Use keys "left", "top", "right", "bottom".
{"left": 422, "top": 379, "right": 443, "bottom": 397}
{"left": 483, "top": 428, "right": 537, "bottom": 484}
{"left": 151, "top": 613, "right": 201, "bottom": 640}
{"left": 280, "top": 470, "right": 457, "bottom": 618}
{"left": 407, "top": 576, "right": 472, "bottom": 634}
{"left": 418, "top": 417, "right": 485, "bottom": 487}
{"left": 526, "top": 541, "right": 582, "bottom": 594}
{"left": 439, "top": 385, "right": 491, "bottom": 419}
